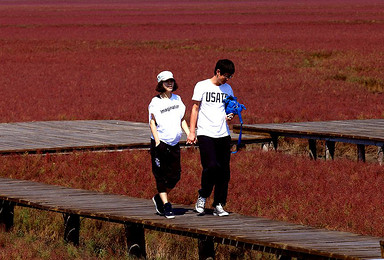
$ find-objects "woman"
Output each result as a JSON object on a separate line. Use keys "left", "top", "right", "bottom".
{"left": 148, "top": 71, "right": 191, "bottom": 219}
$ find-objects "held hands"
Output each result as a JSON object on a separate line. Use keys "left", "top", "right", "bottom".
{"left": 186, "top": 132, "right": 197, "bottom": 145}
{"left": 185, "top": 114, "right": 233, "bottom": 146}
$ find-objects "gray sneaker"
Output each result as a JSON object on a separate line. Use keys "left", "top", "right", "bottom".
{"left": 213, "top": 203, "right": 229, "bottom": 216}
{"left": 195, "top": 195, "right": 206, "bottom": 213}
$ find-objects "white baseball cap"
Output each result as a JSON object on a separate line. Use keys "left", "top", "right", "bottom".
{"left": 157, "top": 71, "right": 174, "bottom": 83}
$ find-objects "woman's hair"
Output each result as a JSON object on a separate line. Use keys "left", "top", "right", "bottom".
{"left": 214, "top": 59, "right": 235, "bottom": 75}
{"left": 156, "top": 79, "right": 179, "bottom": 92}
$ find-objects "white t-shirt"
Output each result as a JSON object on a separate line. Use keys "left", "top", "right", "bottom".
{"left": 148, "top": 94, "right": 186, "bottom": 146}
{"left": 192, "top": 79, "right": 234, "bottom": 138}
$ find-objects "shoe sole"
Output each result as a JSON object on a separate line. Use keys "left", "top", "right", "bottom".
{"left": 213, "top": 212, "right": 229, "bottom": 217}
{"left": 165, "top": 215, "right": 175, "bottom": 219}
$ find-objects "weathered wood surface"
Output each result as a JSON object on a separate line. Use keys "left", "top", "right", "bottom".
{"left": 0, "top": 120, "right": 268, "bottom": 154}
{"left": 0, "top": 177, "right": 382, "bottom": 259}
{"left": 234, "top": 119, "right": 384, "bottom": 146}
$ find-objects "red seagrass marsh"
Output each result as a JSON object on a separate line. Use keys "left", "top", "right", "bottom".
{"left": 1, "top": 0, "right": 384, "bottom": 259}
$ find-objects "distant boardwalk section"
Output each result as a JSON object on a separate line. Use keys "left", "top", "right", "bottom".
{"left": 0, "top": 120, "right": 267, "bottom": 154}
{"left": 235, "top": 119, "right": 384, "bottom": 163}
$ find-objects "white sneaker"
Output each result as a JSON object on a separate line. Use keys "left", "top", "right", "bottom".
{"left": 213, "top": 203, "right": 229, "bottom": 216}
{"left": 195, "top": 195, "right": 206, "bottom": 213}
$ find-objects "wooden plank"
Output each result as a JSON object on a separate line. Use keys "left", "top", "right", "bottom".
{"left": 0, "top": 120, "right": 269, "bottom": 154}
{"left": 0, "top": 177, "right": 382, "bottom": 259}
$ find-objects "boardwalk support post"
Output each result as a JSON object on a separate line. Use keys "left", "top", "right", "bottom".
{"left": 63, "top": 213, "right": 80, "bottom": 245}
{"left": 378, "top": 146, "right": 383, "bottom": 165}
{"left": 308, "top": 139, "right": 317, "bottom": 160}
{"left": 0, "top": 200, "right": 14, "bottom": 232}
{"left": 198, "top": 236, "right": 215, "bottom": 260}
{"left": 325, "top": 141, "right": 335, "bottom": 160}
{"left": 380, "top": 240, "right": 384, "bottom": 257}
{"left": 125, "top": 222, "right": 146, "bottom": 258}
{"left": 357, "top": 144, "right": 366, "bottom": 162}
{"left": 271, "top": 135, "right": 278, "bottom": 150}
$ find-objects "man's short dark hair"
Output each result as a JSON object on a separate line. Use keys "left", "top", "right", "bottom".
{"left": 156, "top": 79, "right": 179, "bottom": 92}
{"left": 214, "top": 59, "right": 235, "bottom": 75}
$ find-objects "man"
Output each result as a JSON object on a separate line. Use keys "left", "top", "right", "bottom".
{"left": 187, "top": 59, "right": 235, "bottom": 216}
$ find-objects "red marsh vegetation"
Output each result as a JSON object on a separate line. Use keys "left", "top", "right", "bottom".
{"left": 1, "top": 0, "right": 384, "bottom": 258}
{"left": 1, "top": 0, "right": 384, "bottom": 123}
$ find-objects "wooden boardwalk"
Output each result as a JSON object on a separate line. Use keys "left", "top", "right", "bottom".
{"left": 234, "top": 119, "right": 384, "bottom": 162}
{"left": 0, "top": 177, "right": 383, "bottom": 259}
{"left": 1, "top": 119, "right": 383, "bottom": 258}
{"left": 0, "top": 120, "right": 268, "bottom": 154}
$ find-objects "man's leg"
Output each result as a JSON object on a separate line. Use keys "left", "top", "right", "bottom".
{"left": 197, "top": 135, "right": 218, "bottom": 198}
{"left": 213, "top": 135, "right": 231, "bottom": 207}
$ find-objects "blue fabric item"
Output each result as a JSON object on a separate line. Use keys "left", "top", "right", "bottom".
{"left": 223, "top": 96, "right": 246, "bottom": 153}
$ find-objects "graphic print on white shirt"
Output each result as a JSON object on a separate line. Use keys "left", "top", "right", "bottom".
{"left": 192, "top": 79, "right": 234, "bottom": 138}
{"left": 148, "top": 94, "right": 186, "bottom": 146}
